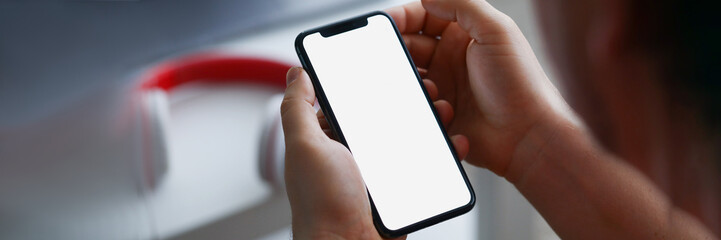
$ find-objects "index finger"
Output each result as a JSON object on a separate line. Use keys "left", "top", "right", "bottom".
{"left": 385, "top": 1, "right": 450, "bottom": 37}
{"left": 421, "top": 0, "right": 516, "bottom": 44}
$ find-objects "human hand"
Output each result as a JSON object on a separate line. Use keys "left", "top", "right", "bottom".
{"left": 281, "top": 67, "right": 468, "bottom": 239}
{"left": 388, "top": 3, "right": 720, "bottom": 240}
{"left": 386, "top": 0, "right": 579, "bottom": 181}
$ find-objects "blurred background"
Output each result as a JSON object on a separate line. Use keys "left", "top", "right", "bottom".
{"left": 0, "top": 0, "right": 560, "bottom": 239}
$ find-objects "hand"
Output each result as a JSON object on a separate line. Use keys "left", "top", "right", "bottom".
{"left": 281, "top": 67, "right": 469, "bottom": 239}
{"left": 386, "top": 0, "right": 579, "bottom": 181}
{"left": 383, "top": 2, "right": 720, "bottom": 240}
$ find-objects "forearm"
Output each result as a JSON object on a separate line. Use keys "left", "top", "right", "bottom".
{"left": 507, "top": 117, "right": 717, "bottom": 239}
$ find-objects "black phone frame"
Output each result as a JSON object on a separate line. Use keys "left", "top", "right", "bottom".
{"left": 294, "top": 11, "right": 476, "bottom": 238}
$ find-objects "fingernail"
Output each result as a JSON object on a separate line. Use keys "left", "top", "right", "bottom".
{"left": 286, "top": 67, "right": 302, "bottom": 86}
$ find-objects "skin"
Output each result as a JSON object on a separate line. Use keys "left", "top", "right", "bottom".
{"left": 281, "top": 0, "right": 720, "bottom": 239}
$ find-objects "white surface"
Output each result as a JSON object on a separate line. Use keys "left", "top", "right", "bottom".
{"left": 0, "top": 85, "right": 153, "bottom": 240}
{"left": 150, "top": 83, "right": 281, "bottom": 239}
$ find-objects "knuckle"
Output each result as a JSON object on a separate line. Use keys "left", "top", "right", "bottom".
{"left": 496, "top": 13, "right": 522, "bottom": 37}
{"left": 486, "top": 13, "right": 515, "bottom": 35}
{"left": 496, "top": 12, "right": 515, "bottom": 26}
{"left": 286, "top": 132, "right": 326, "bottom": 153}
{"left": 280, "top": 97, "right": 299, "bottom": 118}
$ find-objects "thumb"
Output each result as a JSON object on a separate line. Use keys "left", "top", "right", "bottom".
{"left": 280, "top": 67, "right": 324, "bottom": 141}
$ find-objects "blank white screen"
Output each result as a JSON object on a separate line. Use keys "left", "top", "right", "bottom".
{"left": 303, "top": 14, "right": 472, "bottom": 231}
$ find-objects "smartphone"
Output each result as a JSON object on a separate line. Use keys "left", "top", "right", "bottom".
{"left": 294, "top": 11, "right": 475, "bottom": 237}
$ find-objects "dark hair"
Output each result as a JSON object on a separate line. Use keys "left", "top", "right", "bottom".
{"left": 631, "top": 1, "right": 721, "bottom": 173}
{"left": 632, "top": 0, "right": 721, "bottom": 130}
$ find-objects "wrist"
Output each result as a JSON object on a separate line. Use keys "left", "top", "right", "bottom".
{"left": 292, "top": 230, "right": 379, "bottom": 240}
{"left": 291, "top": 217, "right": 381, "bottom": 240}
{"left": 291, "top": 229, "right": 349, "bottom": 240}
{"left": 504, "top": 112, "right": 596, "bottom": 186}
{"left": 291, "top": 224, "right": 347, "bottom": 240}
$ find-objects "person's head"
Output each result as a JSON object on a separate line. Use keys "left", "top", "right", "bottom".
{"left": 533, "top": 0, "right": 721, "bottom": 232}
{"left": 533, "top": 0, "right": 720, "bottom": 160}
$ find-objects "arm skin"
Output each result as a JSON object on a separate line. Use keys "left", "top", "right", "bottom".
{"left": 510, "top": 115, "right": 716, "bottom": 239}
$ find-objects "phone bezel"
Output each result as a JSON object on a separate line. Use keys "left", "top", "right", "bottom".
{"left": 294, "top": 11, "right": 476, "bottom": 238}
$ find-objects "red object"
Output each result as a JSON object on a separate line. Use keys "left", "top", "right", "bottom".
{"left": 141, "top": 54, "right": 293, "bottom": 91}
{"left": 138, "top": 53, "right": 293, "bottom": 188}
